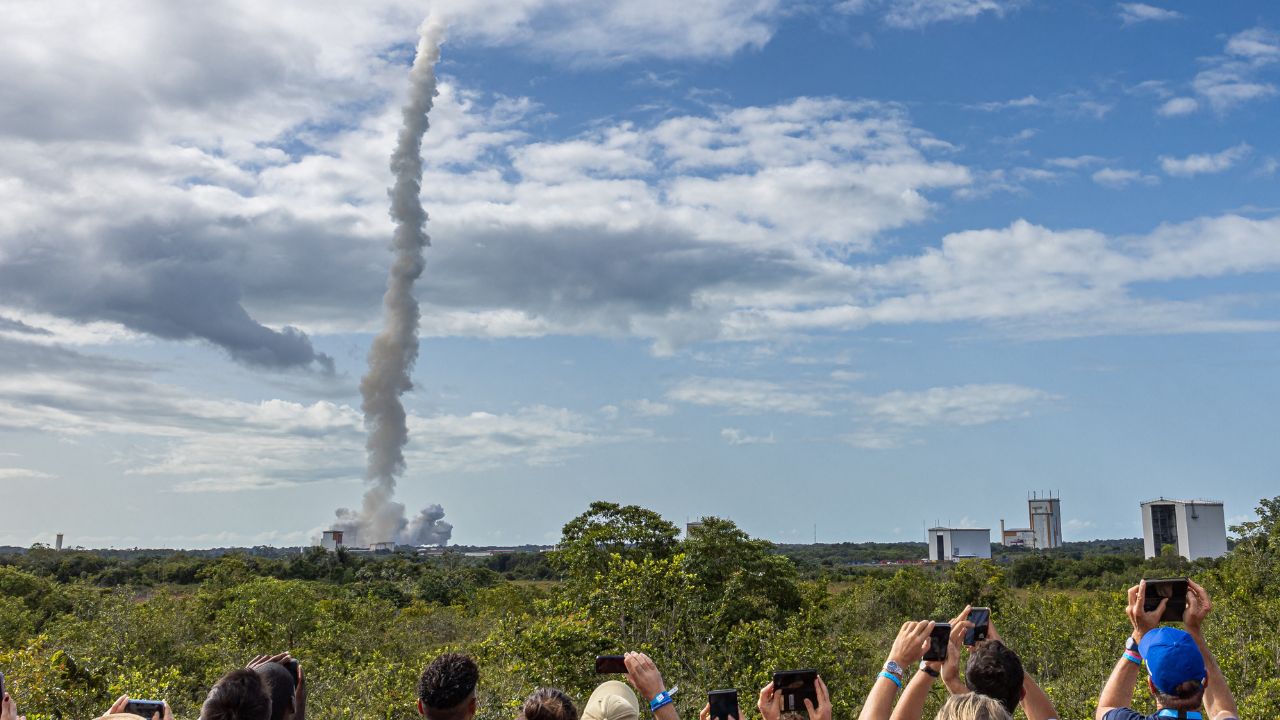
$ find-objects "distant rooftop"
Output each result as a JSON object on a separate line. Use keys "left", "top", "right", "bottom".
{"left": 1141, "top": 497, "right": 1223, "bottom": 506}
{"left": 928, "top": 526, "right": 990, "bottom": 531}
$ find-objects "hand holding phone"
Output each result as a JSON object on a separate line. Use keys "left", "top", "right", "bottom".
{"left": 708, "top": 689, "right": 739, "bottom": 720}
{"left": 771, "top": 670, "right": 817, "bottom": 713}
{"left": 923, "top": 623, "right": 952, "bottom": 661}
{"left": 1143, "top": 579, "right": 1189, "bottom": 622}
{"left": 964, "top": 608, "right": 990, "bottom": 646}
{"left": 123, "top": 700, "right": 166, "bottom": 720}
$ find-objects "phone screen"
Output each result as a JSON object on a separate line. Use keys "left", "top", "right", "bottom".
{"left": 772, "top": 670, "right": 818, "bottom": 712}
{"left": 1143, "top": 579, "right": 1188, "bottom": 622}
{"left": 923, "top": 622, "right": 951, "bottom": 661}
{"left": 965, "top": 608, "right": 990, "bottom": 646}
{"left": 595, "top": 655, "right": 628, "bottom": 674}
{"left": 708, "top": 689, "right": 739, "bottom": 720}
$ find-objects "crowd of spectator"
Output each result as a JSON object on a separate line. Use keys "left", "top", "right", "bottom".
{"left": 0, "top": 579, "right": 1238, "bottom": 720}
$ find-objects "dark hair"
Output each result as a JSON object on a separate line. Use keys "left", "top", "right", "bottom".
{"left": 519, "top": 688, "right": 577, "bottom": 720}
{"left": 253, "top": 663, "right": 296, "bottom": 720}
{"left": 417, "top": 653, "right": 480, "bottom": 720}
{"left": 966, "top": 640, "right": 1024, "bottom": 715}
{"left": 1155, "top": 679, "right": 1204, "bottom": 712}
{"left": 201, "top": 669, "right": 272, "bottom": 720}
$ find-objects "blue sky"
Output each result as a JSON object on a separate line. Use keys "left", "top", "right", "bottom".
{"left": 0, "top": 0, "right": 1277, "bottom": 548}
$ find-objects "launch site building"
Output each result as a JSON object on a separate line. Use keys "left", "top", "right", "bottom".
{"left": 321, "top": 530, "right": 344, "bottom": 551}
{"left": 928, "top": 527, "right": 992, "bottom": 562}
{"left": 1001, "top": 491, "right": 1063, "bottom": 549}
{"left": 1141, "top": 498, "right": 1227, "bottom": 560}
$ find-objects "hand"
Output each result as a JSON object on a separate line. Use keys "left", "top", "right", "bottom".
{"left": 758, "top": 681, "right": 782, "bottom": 720}
{"left": 104, "top": 695, "right": 130, "bottom": 718}
{"left": 294, "top": 660, "right": 307, "bottom": 718}
{"left": 3, "top": 691, "right": 28, "bottom": 720}
{"left": 623, "top": 651, "right": 666, "bottom": 703}
{"left": 700, "top": 703, "right": 737, "bottom": 720}
{"left": 1126, "top": 580, "right": 1166, "bottom": 641}
{"left": 246, "top": 652, "right": 292, "bottom": 671}
{"left": 156, "top": 701, "right": 174, "bottom": 720}
{"left": 1184, "top": 579, "right": 1212, "bottom": 633}
{"left": 803, "top": 675, "right": 832, "bottom": 720}
{"left": 985, "top": 615, "right": 1003, "bottom": 644}
{"left": 888, "top": 620, "right": 936, "bottom": 667}
{"left": 945, "top": 618, "right": 973, "bottom": 673}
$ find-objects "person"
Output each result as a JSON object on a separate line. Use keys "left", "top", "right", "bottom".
{"left": 2, "top": 690, "right": 27, "bottom": 720}
{"left": 246, "top": 653, "right": 306, "bottom": 720}
{"left": 758, "top": 672, "right": 833, "bottom": 720}
{"left": 889, "top": 609, "right": 971, "bottom": 720}
{"left": 935, "top": 693, "right": 1010, "bottom": 720}
{"left": 1095, "top": 579, "right": 1240, "bottom": 720}
{"left": 941, "top": 607, "right": 1058, "bottom": 720}
{"left": 199, "top": 669, "right": 273, "bottom": 720}
{"left": 520, "top": 688, "right": 578, "bottom": 720}
{"left": 417, "top": 653, "right": 479, "bottom": 720}
{"left": 583, "top": 652, "right": 678, "bottom": 720}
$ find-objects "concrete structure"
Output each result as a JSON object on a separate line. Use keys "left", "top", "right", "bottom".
{"left": 1028, "top": 492, "right": 1063, "bottom": 549}
{"left": 928, "top": 527, "right": 992, "bottom": 562}
{"left": 369, "top": 541, "right": 396, "bottom": 552}
{"left": 320, "top": 530, "right": 344, "bottom": 551}
{"left": 686, "top": 521, "right": 705, "bottom": 538}
{"left": 1141, "top": 499, "right": 1228, "bottom": 560}
{"left": 1000, "top": 520, "right": 1035, "bottom": 547}
{"left": 55, "top": 533, "right": 64, "bottom": 551}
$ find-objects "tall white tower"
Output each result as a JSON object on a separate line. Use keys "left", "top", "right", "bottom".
{"left": 1141, "top": 499, "right": 1227, "bottom": 560}
{"left": 1028, "top": 492, "right": 1062, "bottom": 549}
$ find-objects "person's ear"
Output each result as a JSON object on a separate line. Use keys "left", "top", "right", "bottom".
{"left": 418, "top": 699, "right": 427, "bottom": 717}
{"left": 1019, "top": 687, "right": 1026, "bottom": 702}
{"left": 467, "top": 694, "right": 478, "bottom": 718}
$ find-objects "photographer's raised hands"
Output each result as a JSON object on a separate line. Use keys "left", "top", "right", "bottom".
{"left": 858, "top": 620, "right": 935, "bottom": 720}
{"left": 2, "top": 691, "right": 26, "bottom": 720}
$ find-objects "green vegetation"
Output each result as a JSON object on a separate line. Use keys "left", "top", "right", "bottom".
{"left": 2, "top": 497, "right": 1279, "bottom": 720}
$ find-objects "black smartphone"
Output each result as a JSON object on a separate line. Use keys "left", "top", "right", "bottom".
{"left": 923, "top": 622, "right": 951, "bottom": 661}
{"left": 595, "top": 655, "right": 628, "bottom": 674}
{"left": 124, "top": 700, "right": 166, "bottom": 718}
{"left": 772, "top": 669, "right": 817, "bottom": 712}
{"left": 1144, "top": 578, "right": 1188, "bottom": 622}
{"left": 708, "top": 689, "right": 740, "bottom": 720}
{"left": 965, "top": 608, "right": 990, "bottom": 646}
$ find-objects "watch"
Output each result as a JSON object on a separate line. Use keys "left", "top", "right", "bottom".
{"left": 1125, "top": 636, "right": 1141, "bottom": 655}
{"left": 883, "top": 661, "right": 905, "bottom": 677}
{"left": 919, "top": 664, "right": 940, "bottom": 678}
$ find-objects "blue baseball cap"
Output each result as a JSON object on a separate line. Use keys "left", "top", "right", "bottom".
{"left": 1139, "top": 627, "right": 1206, "bottom": 694}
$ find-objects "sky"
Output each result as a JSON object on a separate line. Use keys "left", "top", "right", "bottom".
{"left": 1, "top": 0, "right": 1278, "bottom": 549}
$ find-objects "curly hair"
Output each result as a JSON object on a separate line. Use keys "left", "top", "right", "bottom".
{"left": 965, "top": 640, "right": 1024, "bottom": 715}
{"left": 417, "top": 653, "right": 480, "bottom": 720}
{"left": 201, "top": 669, "right": 272, "bottom": 720}
{"left": 518, "top": 688, "right": 578, "bottom": 720}
{"left": 936, "top": 692, "right": 1012, "bottom": 720}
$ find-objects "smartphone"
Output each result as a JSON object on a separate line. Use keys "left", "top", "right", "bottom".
{"left": 708, "top": 689, "right": 739, "bottom": 720}
{"left": 923, "top": 622, "right": 951, "bottom": 661}
{"left": 595, "top": 655, "right": 628, "bottom": 674}
{"left": 1143, "top": 578, "right": 1188, "bottom": 622}
{"left": 772, "top": 669, "right": 817, "bottom": 712}
{"left": 965, "top": 608, "right": 990, "bottom": 646}
{"left": 124, "top": 700, "right": 166, "bottom": 718}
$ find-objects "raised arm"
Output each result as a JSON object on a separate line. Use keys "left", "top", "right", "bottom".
{"left": 1184, "top": 580, "right": 1239, "bottom": 720}
{"left": 1096, "top": 581, "right": 1164, "bottom": 720}
{"left": 940, "top": 606, "right": 972, "bottom": 696}
{"left": 625, "top": 652, "right": 679, "bottom": 720}
{"left": 1020, "top": 675, "right": 1058, "bottom": 720}
{"left": 859, "top": 620, "right": 934, "bottom": 720}
{"left": 893, "top": 617, "right": 971, "bottom": 720}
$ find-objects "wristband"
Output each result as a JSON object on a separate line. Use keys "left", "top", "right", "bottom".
{"left": 919, "top": 665, "right": 940, "bottom": 678}
{"left": 1123, "top": 651, "right": 1142, "bottom": 666}
{"left": 878, "top": 671, "right": 903, "bottom": 689}
{"left": 650, "top": 687, "right": 678, "bottom": 713}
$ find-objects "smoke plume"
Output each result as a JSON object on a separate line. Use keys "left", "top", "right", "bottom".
{"left": 333, "top": 16, "right": 453, "bottom": 548}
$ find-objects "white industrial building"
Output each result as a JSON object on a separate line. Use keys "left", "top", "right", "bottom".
{"left": 1028, "top": 493, "right": 1063, "bottom": 549}
{"left": 1000, "top": 521, "right": 1036, "bottom": 547}
{"left": 1141, "top": 499, "right": 1228, "bottom": 560}
{"left": 320, "top": 530, "right": 345, "bottom": 551}
{"left": 928, "top": 527, "right": 992, "bottom": 562}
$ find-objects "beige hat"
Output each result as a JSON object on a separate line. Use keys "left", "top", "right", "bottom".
{"left": 581, "top": 681, "right": 640, "bottom": 720}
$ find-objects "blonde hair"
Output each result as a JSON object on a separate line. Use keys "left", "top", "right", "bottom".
{"left": 935, "top": 693, "right": 1013, "bottom": 720}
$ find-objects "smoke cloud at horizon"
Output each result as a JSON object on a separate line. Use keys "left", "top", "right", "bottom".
{"left": 333, "top": 16, "right": 453, "bottom": 548}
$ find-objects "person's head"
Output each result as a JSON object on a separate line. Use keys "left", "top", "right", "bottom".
{"left": 253, "top": 662, "right": 297, "bottom": 720}
{"left": 201, "top": 669, "right": 273, "bottom": 720}
{"left": 519, "top": 688, "right": 577, "bottom": 720}
{"left": 417, "top": 653, "right": 479, "bottom": 720}
{"left": 935, "top": 692, "right": 1013, "bottom": 720}
{"left": 965, "top": 640, "right": 1024, "bottom": 715}
{"left": 1140, "top": 627, "right": 1207, "bottom": 711}
{"left": 580, "top": 681, "right": 639, "bottom": 720}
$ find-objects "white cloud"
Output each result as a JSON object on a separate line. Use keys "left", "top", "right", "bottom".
{"left": 837, "top": 0, "right": 1026, "bottom": 29}
{"left": 0, "top": 467, "right": 57, "bottom": 480}
{"left": 1118, "top": 3, "right": 1182, "bottom": 26}
{"left": 1157, "top": 97, "right": 1200, "bottom": 116}
{"left": 860, "top": 383, "right": 1056, "bottom": 427}
{"left": 1160, "top": 143, "right": 1252, "bottom": 177}
{"left": 1092, "top": 168, "right": 1159, "bottom": 188}
{"left": 631, "top": 399, "right": 676, "bottom": 417}
{"left": 668, "top": 377, "right": 828, "bottom": 415}
{"left": 1046, "top": 155, "right": 1108, "bottom": 170}
{"left": 974, "top": 95, "right": 1042, "bottom": 111}
{"left": 720, "top": 427, "right": 776, "bottom": 445}
{"left": 1188, "top": 27, "right": 1280, "bottom": 113}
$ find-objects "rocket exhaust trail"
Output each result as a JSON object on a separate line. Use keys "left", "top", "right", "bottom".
{"left": 333, "top": 16, "right": 452, "bottom": 548}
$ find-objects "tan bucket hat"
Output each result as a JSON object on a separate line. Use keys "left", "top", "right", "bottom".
{"left": 581, "top": 681, "right": 640, "bottom": 720}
